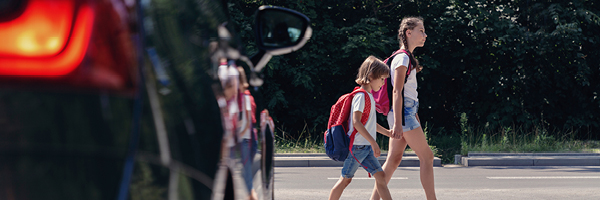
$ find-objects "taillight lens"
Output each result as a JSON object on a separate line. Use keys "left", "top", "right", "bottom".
{"left": 0, "top": 0, "right": 138, "bottom": 94}
{"left": 0, "top": 0, "right": 93, "bottom": 75}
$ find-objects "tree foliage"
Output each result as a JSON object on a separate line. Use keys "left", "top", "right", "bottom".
{"left": 228, "top": 0, "right": 600, "bottom": 139}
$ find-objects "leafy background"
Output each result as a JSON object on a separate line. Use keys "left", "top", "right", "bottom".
{"left": 227, "top": 0, "right": 600, "bottom": 142}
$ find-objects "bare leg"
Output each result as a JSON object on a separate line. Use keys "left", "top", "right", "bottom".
{"left": 372, "top": 171, "right": 393, "bottom": 200}
{"left": 329, "top": 177, "right": 352, "bottom": 200}
{"left": 370, "top": 137, "right": 407, "bottom": 200}
{"left": 403, "top": 127, "right": 437, "bottom": 200}
{"left": 250, "top": 189, "right": 258, "bottom": 200}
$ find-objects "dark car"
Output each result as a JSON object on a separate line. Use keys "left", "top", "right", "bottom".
{"left": 0, "top": 0, "right": 311, "bottom": 199}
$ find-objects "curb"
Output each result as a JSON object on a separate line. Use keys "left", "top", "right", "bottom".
{"left": 274, "top": 153, "right": 442, "bottom": 167}
{"left": 458, "top": 152, "right": 600, "bottom": 167}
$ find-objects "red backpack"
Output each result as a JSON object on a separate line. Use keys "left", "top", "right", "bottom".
{"left": 324, "top": 86, "right": 371, "bottom": 163}
{"left": 372, "top": 49, "right": 413, "bottom": 126}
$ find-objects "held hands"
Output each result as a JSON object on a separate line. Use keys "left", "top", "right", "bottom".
{"left": 384, "top": 129, "right": 392, "bottom": 137}
{"left": 391, "top": 125, "right": 403, "bottom": 139}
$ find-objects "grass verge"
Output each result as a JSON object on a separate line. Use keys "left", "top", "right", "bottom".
{"left": 460, "top": 125, "right": 600, "bottom": 155}
{"left": 274, "top": 123, "right": 438, "bottom": 156}
{"left": 274, "top": 124, "right": 324, "bottom": 153}
{"left": 273, "top": 122, "right": 599, "bottom": 165}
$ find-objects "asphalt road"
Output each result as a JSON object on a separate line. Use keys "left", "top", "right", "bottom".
{"left": 274, "top": 166, "right": 600, "bottom": 200}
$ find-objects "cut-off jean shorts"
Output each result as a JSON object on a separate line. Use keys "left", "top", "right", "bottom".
{"left": 387, "top": 98, "right": 420, "bottom": 132}
{"left": 341, "top": 145, "right": 383, "bottom": 178}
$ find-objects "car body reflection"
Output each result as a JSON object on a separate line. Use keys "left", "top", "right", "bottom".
{"left": 0, "top": 0, "right": 310, "bottom": 200}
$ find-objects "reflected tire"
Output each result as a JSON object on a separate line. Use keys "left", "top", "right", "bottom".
{"left": 261, "top": 125, "right": 274, "bottom": 200}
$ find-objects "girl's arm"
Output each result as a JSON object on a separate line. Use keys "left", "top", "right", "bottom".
{"left": 352, "top": 111, "right": 381, "bottom": 157}
{"left": 392, "top": 65, "right": 408, "bottom": 139}
{"left": 239, "top": 109, "right": 252, "bottom": 137}
{"left": 376, "top": 124, "right": 391, "bottom": 137}
{"left": 237, "top": 96, "right": 253, "bottom": 138}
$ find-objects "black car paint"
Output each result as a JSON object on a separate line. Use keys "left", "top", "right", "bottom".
{"left": 0, "top": 0, "right": 310, "bottom": 199}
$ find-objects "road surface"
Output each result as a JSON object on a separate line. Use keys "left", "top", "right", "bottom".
{"left": 274, "top": 166, "right": 600, "bottom": 199}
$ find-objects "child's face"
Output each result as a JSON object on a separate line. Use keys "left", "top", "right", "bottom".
{"left": 223, "top": 81, "right": 238, "bottom": 100}
{"left": 371, "top": 76, "right": 386, "bottom": 92}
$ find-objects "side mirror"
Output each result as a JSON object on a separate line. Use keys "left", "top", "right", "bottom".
{"left": 250, "top": 6, "right": 312, "bottom": 74}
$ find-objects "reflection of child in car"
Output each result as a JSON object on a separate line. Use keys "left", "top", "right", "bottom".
{"left": 218, "top": 58, "right": 240, "bottom": 156}
{"left": 218, "top": 59, "right": 258, "bottom": 200}
{"left": 237, "top": 66, "right": 258, "bottom": 199}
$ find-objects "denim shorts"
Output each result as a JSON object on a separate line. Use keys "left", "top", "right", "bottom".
{"left": 387, "top": 98, "right": 420, "bottom": 132}
{"left": 341, "top": 145, "right": 383, "bottom": 178}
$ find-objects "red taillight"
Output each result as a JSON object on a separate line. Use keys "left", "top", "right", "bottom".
{"left": 0, "top": 0, "right": 73, "bottom": 57}
{"left": 0, "top": 0, "right": 94, "bottom": 76}
{"left": 0, "top": 0, "right": 138, "bottom": 94}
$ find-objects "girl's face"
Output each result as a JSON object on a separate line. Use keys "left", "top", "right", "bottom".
{"left": 370, "top": 76, "right": 386, "bottom": 92}
{"left": 409, "top": 22, "right": 427, "bottom": 47}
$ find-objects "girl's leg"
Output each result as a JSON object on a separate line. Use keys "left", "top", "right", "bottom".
{"left": 370, "top": 137, "right": 408, "bottom": 200}
{"left": 403, "top": 127, "right": 437, "bottom": 200}
{"left": 329, "top": 177, "right": 352, "bottom": 200}
{"left": 372, "top": 171, "right": 392, "bottom": 200}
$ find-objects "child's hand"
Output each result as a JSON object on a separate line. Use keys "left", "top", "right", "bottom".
{"left": 372, "top": 143, "right": 381, "bottom": 158}
{"left": 391, "top": 125, "right": 403, "bottom": 139}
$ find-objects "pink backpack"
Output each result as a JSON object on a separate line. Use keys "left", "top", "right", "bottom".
{"left": 372, "top": 49, "right": 413, "bottom": 125}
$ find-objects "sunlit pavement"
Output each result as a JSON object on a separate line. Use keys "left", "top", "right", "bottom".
{"left": 274, "top": 166, "right": 600, "bottom": 200}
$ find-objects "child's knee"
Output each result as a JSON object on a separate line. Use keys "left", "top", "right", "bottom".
{"left": 373, "top": 171, "right": 387, "bottom": 182}
{"left": 340, "top": 177, "right": 352, "bottom": 185}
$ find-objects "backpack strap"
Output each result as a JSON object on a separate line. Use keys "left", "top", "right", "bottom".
{"left": 385, "top": 49, "right": 413, "bottom": 126}
{"left": 244, "top": 90, "right": 257, "bottom": 124}
{"left": 348, "top": 87, "right": 372, "bottom": 176}
{"left": 237, "top": 91, "right": 244, "bottom": 121}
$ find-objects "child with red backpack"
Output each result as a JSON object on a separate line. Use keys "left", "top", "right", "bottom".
{"left": 328, "top": 56, "right": 394, "bottom": 200}
{"left": 236, "top": 66, "right": 259, "bottom": 200}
